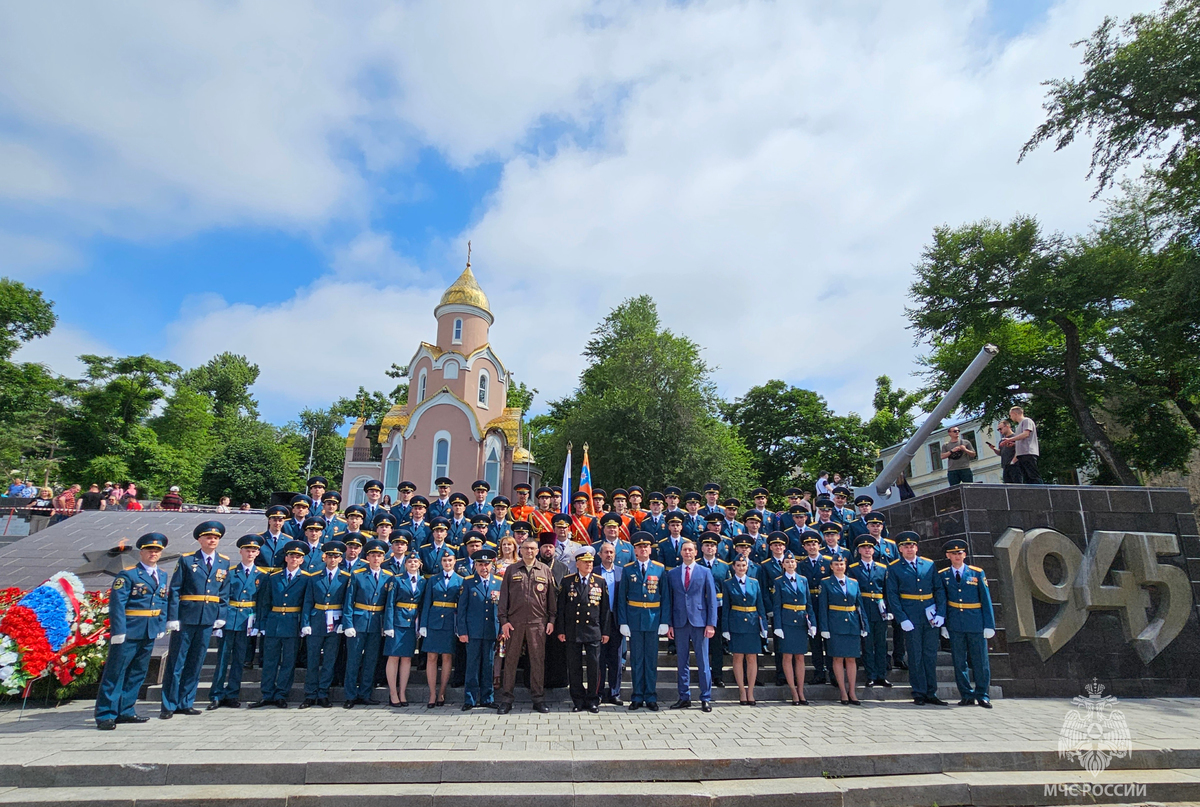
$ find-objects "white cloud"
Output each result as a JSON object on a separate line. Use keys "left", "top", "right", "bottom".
{"left": 12, "top": 325, "right": 114, "bottom": 379}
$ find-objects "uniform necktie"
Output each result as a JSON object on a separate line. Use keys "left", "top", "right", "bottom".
{"left": 328, "top": 570, "right": 334, "bottom": 584}
{"left": 444, "top": 574, "right": 451, "bottom": 584}
{"left": 150, "top": 570, "right": 158, "bottom": 587}
{"left": 206, "top": 555, "right": 212, "bottom": 571}
{"left": 955, "top": 569, "right": 961, "bottom": 583}
{"left": 373, "top": 571, "right": 379, "bottom": 583}
{"left": 684, "top": 565, "right": 691, "bottom": 589}
{"left": 865, "top": 563, "right": 871, "bottom": 575}
{"left": 640, "top": 563, "right": 647, "bottom": 577}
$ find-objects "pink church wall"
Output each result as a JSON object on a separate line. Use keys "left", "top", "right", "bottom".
{"left": 400, "top": 403, "right": 482, "bottom": 495}
{"left": 436, "top": 311, "right": 489, "bottom": 353}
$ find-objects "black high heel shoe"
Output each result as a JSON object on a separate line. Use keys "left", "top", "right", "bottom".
{"left": 848, "top": 698, "right": 862, "bottom": 706}
{"left": 436, "top": 698, "right": 445, "bottom": 707}
{"left": 426, "top": 702, "right": 437, "bottom": 709}
{"left": 797, "top": 697, "right": 809, "bottom": 705}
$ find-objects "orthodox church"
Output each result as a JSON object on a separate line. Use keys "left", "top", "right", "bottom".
{"left": 341, "top": 256, "right": 540, "bottom": 504}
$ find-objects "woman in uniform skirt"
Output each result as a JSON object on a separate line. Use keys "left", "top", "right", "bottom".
{"left": 420, "top": 552, "right": 463, "bottom": 707}
{"left": 818, "top": 555, "right": 868, "bottom": 705}
{"left": 772, "top": 551, "right": 816, "bottom": 705}
{"left": 384, "top": 554, "right": 425, "bottom": 707}
{"left": 721, "top": 555, "right": 767, "bottom": 706}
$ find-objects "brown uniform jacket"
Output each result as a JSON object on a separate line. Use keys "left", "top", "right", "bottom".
{"left": 498, "top": 560, "right": 557, "bottom": 626}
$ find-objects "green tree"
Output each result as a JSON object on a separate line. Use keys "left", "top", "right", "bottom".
{"left": 865, "top": 375, "right": 920, "bottom": 449}
{"left": 179, "top": 352, "right": 260, "bottom": 421}
{"left": 200, "top": 419, "right": 303, "bottom": 506}
{"left": 531, "top": 296, "right": 752, "bottom": 495}
{"left": 0, "top": 278, "right": 55, "bottom": 359}
{"left": 506, "top": 379, "right": 536, "bottom": 413}
{"left": 282, "top": 407, "right": 348, "bottom": 490}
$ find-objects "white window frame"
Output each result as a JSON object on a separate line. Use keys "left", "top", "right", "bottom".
{"left": 417, "top": 369, "right": 427, "bottom": 402}
{"left": 384, "top": 441, "right": 402, "bottom": 494}
{"left": 484, "top": 434, "right": 502, "bottom": 499}
{"left": 348, "top": 475, "right": 372, "bottom": 506}
{"left": 477, "top": 369, "right": 490, "bottom": 408}
{"left": 452, "top": 318, "right": 463, "bottom": 344}
{"left": 431, "top": 430, "right": 451, "bottom": 493}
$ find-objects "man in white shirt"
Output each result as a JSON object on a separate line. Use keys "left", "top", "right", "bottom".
{"left": 1001, "top": 406, "right": 1043, "bottom": 484}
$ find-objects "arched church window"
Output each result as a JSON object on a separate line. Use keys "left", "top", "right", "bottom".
{"left": 384, "top": 441, "right": 402, "bottom": 493}
{"left": 453, "top": 318, "right": 463, "bottom": 344}
{"left": 478, "top": 370, "right": 489, "bottom": 407}
{"left": 432, "top": 432, "right": 451, "bottom": 490}
{"left": 417, "top": 369, "right": 427, "bottom": 402}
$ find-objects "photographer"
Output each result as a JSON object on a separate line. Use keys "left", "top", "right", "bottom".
{"left": 940, "top": 427, "right": 976, "bottom": 486}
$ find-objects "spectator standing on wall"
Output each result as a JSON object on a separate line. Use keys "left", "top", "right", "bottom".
{"left": 1001, "top": 406, "right": 1043, "bottom": 484}
{"left": 78, "top": 484, "right": 106, "bottom": 512}
{"left": 986, "top": 421, "right": 1022, "bottom": 483}
{"left": 215, "top": 496, "right": 231, "bottom": 514}
{"left": 815, "top": 472, "right": 831, "bottom": 497}
{"left": 52, "top": 484, "right": 79, "bottom": 523}
{"left": 159, "top": 486, "right": 184, "bottom": 510}
{"left": 940, "top": 427, "right": 976, "bottom": 486}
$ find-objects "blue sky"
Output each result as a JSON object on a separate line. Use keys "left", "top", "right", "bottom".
{"left": 4, "top": 0, "right": 1146, "bottom": 425}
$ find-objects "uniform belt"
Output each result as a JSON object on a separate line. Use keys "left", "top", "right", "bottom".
{"left": 394, "top": 602, "right": 418, "bottom": 609}
{"left": 179, "top": 594, "right": 221, "bottom": 602}
{"left": 782, "top": 604, "right": 806, "bottom": 611}
{"left": 626, "top": 601, "right": 659, "bottom": 608}
{"left": 828, "top": 604, "right": 857, "bottom": 612}
{"left": 229, "top": 601, "right": 256, "bottom": 608}
{"left": 900, "top": 593, "right": 933, "bottom": 600}
{"left": 354, "top": 603, "right": 385, "bottom": 612}
{"left": 861, "top": 592, "right": 883, "bottom": 599}
{"left": 731, "top": 605, "right": 757, "bottom": 613}
{"left": 272, "top": 606, "right": 301, "bottom": 613}
{"left": 126, "top": 609, "right": 161, "bottom": 617}
{"left": 431, "top": 600, "right": 457, "bottom": 608}
{"left": 949, "top": 601, "right": 982, "bottom": 609}
{"left": 314, "top": 604, "right": 342, "bottom": 611}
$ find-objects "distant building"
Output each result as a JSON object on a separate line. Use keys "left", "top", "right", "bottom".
{"left": 342, "top": 258, "right": 540, "bottom": 505}
{"left": 876, "top": 417, "right": 1005, "bottom": 498}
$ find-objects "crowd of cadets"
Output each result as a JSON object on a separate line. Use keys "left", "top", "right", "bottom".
{"left": 92, "top": 475, "right": 996, "bottom": 729}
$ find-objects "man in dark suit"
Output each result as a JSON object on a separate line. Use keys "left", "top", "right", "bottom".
{"left": 555, "top": 546, "right": 614, "bottom": 712}
{"left": 663, "top": 539, "right": 718, "bottom": 711}
{"left": 595, "top": 541, "right": 624, "bottom": 704}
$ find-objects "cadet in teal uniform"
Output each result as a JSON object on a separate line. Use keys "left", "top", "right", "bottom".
{"left": 812, "top": 498, "right": 836, "bottom": 528}
{"left": 655, "top": 512, "right": 686, "bottom": 569}
{"left": 885, "top": 532, "right": 948, "bottom": 706}
{"left": 757, "top": 533, "right": 790, "bottom": 684}
{"left": 420, "top": 550, "right": 463, "bottom": 707}
{"left": 728, "top": 536, "right": 760, "bottom": 581}
{"left": 306, "top": 476, "right": 329, "bottom": 508}
{"left": 389, "top": 480, "right": 416, "bottom": 525}
{"left": 299, "top": 540, "right": 351, "bottom": 708}
{"left": 320, "top": 492, "right": 346, "bottom": 540}
{"left": 935, "top": 538, "right": 995, "bottom": 708}
{"left": 697, "top": 535, "right": 730, "bottom": 687}
{"left": 860, "top": 512, "right": 899, "bottom": 562}
{"left": 617, "top": 532, "right": 670, "bottom": 711}
{"left": 209, "top": 535, "right": 264, "bottom": 710}
{"left": 382, "top": 531, "right": 412, "bottom": 575}
{"left": 340, "top": 533, "right": 366, "bottom": 572}
{"left": 420, "top": 518, "right": 456, "bottom": 575}
{"left": 282, "top": 495, "right": 313, "bottom": 540}
{"left": 772, "top": 550, "right": 816, "bottom": 705}
{"left": 258, "top": 505, "right": 290, "bottom": 571}
{"left": 403, "top": 496, "right": 431, "bottom": 548}
{"left": 721, "top": 555, "right": 766, "bottom": 706}
{"left": 427, "top": 476, "right": 454, "bottom": 521}
{"left": 456, "top": 547, "right": 503, "bottom": 709}
{"left": 748, "top": 487, "right": 778, "bottom": 533}
{"left": 819, "top": 555, "right": 868, "bottom": 705}
{"left": 819, "top": 522, "right": 853, "bottom": 562}
{"left": 384, "top": 553, "right": 425, "bottom": 707}
{"left": 778, "top": 489, "right": 806, "bottom": 532}
{"left": 781, "top": 506, "right": 810, "bottom": 555}
{"left": 485, "top": 497, "right": 512, "bottom": 546}
{"left": 300, "top": 516, "right": 328, "bottom": 571}
{"left": 341, "top": 505, "right": 367, "bottom": 540}
{"left": 830, "top": 486, "right": 856, "bottom": 526}
{"left": 445, "top": 492, "right": 471, "bottom": 548}
{"left": 361, "top": 479, "right": 386, "bottom": 529}
{"left": 741, "top": 511, "right": 769, "bottom": 564}
{"left": 681, "top": 492, "right": 708, "bottom": 542}
{"left": 161, "top": 520, "right": 230, "bottom": 719}
{"left": 720, "top": 499, "right": 744, "bottom": 542}
{"left": 252, "top": 540, "right": 309, "bottom": 708}
{"left": 797, "top": 531, "right": 832, "bottom": 685}
{"left": 342, "top": 539, "right": 393, "bottom": 707}
{"left": 465, "top": 480, "right": 494, "bottom": 520}
{"left": 95, "top": 533, "right": 170, "bottom": 730}
{"left": 848, "top": 537, "right": 892, "bottom": 689}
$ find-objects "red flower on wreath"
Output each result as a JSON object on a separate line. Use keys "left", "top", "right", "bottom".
{"left": 0, "top": 605, "right": 56, "bottom": 678}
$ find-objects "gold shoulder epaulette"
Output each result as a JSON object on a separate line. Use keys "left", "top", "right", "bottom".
{"left": 969, "top": 565, "right": 984, "bottom": 573}
{"left": 218, "top": 553, "right": 230, "bottom": 560}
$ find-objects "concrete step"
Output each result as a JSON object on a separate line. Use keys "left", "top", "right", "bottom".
{"left": 0, "top": 770, "right": 1194, "bottom": 806}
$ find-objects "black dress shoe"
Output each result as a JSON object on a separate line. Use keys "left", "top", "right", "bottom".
{"left": 426, "top": 702, "right": 436, "bottom": 709}
{"left": 588, "top": 704, "right": 600, "bottom": 713}
{"left": 158, "top": 710, "right": 173, "bottom": 720}
{"left": 248, "top": 700, "right": 272, "bottom": 709}
{"left": 646, "top": 702, "right": 658, "bottom": 711}
{"left": 364, "top": 697, "right": 380, "bottom": 705}
{"left": 713, "top": 680, "right": 725, "bottom": 688}
{"left": 895, "top": 659, "right": 908, "bottom": 670}
{"left": 96, "top": 719, "right": 116, "bottom": 731}
{"left": 115, "top": 714, "right": 148, "bottom": 724}
{"left": 628, "top": 701, "right": 642, "bottom": 711}
{"left": 571, "top": 705, "right": 584, "bottom": 712}
{"left": 496, "top": 703, "right": 512, "bottom": 714}
{"left": 344, "top": 700, "right": 356, "bottom": 709}
{"left": 670, "top": 699, "right": 691, "bottom": 709}
{"left": 319, "top": 698, "right": 331, "bottom": 708}
{"left": 534, "top": 703, "right": 550, "bottom": 713}
{"left": 700, "top": 701, "right": 712, "bottom": 712}
{"left": 611, "top": 697, "right": 624, "bottom": 706}
{"left": 978, "top": 698, "right": 993, "bottom": 709}
{"left": 206, "top": 701, "right": 222, "bottom": 711}
{"left": 299, "top": 699, "right": 315, "bottom": 709}
{"left": 175, "top": 707, "right": 202, "bottom": 716}
{"left": 221, "top": 699, "right": 241, "bottom": 708}
{"left": 926, "top": 696, "right": 950, "bottom": 706}
{"left": 958, "top": 698, "right": 976, "bottom": 706}
{"left": 275, "top": 699, "right": 289, "bottom": 709}
{"left": 863, "top": 680, "right": 875, "bottom": 688}
{"left": 848, "top": 698, "right": 862, "bottom": 706}
{"left": 912, "top": 696, "right": 927, "bottom": 705}
{"left": 463, "top": 703, "right": 475, "bottom": 712}
{"left": 877, "top": 679, "right": 893, "bottom": 688}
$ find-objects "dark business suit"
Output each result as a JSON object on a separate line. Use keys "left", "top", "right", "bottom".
{"left": 664, "top": 562, "right": 718, "bottom": 702}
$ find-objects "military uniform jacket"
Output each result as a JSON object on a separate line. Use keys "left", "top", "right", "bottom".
{"left": 698, "top": 557, "right": 731, "bottom": 605}
{"left": 720, "top": 519, "right": 744, "bottom": 539}
{"left": 746, "top": 534, "right": 769, "bottom": 564}
{"left": 109, "top": 565, "right": 169, "bottom": 639}
{"left": 681, "top": 513, "right": 708, "bottom": 542}
{"left": 498, "top": 560, "right": 556, "bottom": 626}
{"left": 344, "top": 567, "right": 393, "bottom": 633}
{"left": 556, "top": 572, "right": 613, "bottom": 644}
{"left": 322, "top": 515, "right": 347, "bottom": 542}
{"left": 617, "top": 560, "right": 670, "bottom": 631}
{"left": 301, "top": 542, "right": 325, "bottom": 573}
{"left": 798, "top": 554, "right": 833, "bottom": 602}
{"left": 885, "top": 556, "right": 938, "bottom": 623}
{"left": 821, "top": 542, "right": 853, "bottom": 564}
{"left": 419, "top": 541, "right": 456, "bottom": 577}
{"left": 847, "top": 518, "right": 889, "bottom": 542}
{"left": 758, "top": 556, "right": 787, "bottom": 612}
{"left": 224, "top": 564, "right": 264, "bottom": 631}
{"left": 654, "top": 533, "right": 684, "bottom": 568}
{"left": 751, "top": 509, "right": 778, "bottom": 532}
{"left": 455, "top": 573, "right": 502, "bottom": 640}
{"left": 403, "top": 520, "right": 432, "bottom": 548}
{"left": 382, "top": 554, "right": 412, "bottom": 576}
{"left": 168, "top": 550, "right": 231, "bottom": 625}
{"left": 818, "top": 576, "right": 868, "bottom": 636}
{"left": 257, "top": 569, "right": 308, "bottom": 637}
{"left": 847, "top": 560, "right": 889, "bottom": 623}
{"left": 361, "top": 502, "right": 386, "bottom": 528}
{"left": 426, "top": 498, "right": 452, "bottom": 521}
{"left": 721, "top": 576, "right": 766, "bottom": 635}
{"left": 301, "top": 566, "right": 352, "bottom": 633}
{"left": 446, "top": 517, "right": 471, "bottom": 547}
{"left": 772, "top": 574, "right": 813, "bottom": 633}
{"left": 935, "top": 564, "right": 995, "bottom": 633}
{"left": 641, "top": 514, "right": 670, "bottom": 543}
{"left": 389, "top": 503, "right": 412, "bottom": 525}
{"left": 256, "top": 532, "right": 288, "bottom": 571}
{"left": 282, "top": 518, "right": 307, "bottom": 540}
{"left": 700, "top": 504, "right": 724, "bottom": 518}
{"left": 591, "top": 537, "right": 634, "bottom": 567}
{"left": 421, "top": 571, "right": 464, "bottom": 632}
{"left": 384, "top": 572, "right": 426, "bottom": 631}
{"left": 464, "top": 502, "right": 494, "bottom": 520}
{"left": 486, "top": 519, "right": 512, "bottom": 546}
{"left": 781, "top": 526, "right": 807, "bottom": 556}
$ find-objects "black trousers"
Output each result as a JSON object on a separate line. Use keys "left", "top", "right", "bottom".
{"left": 600, "top": 635, "right": 624, "bottom": 699}
{"left": 567, "top": 639, "right": 602, "bottom": 708}
{"left": 1002, "top": 462, "right": 1023, "bottom": 484}
{"left": 1016, "top": 454, "right": 1044, "bottom": 484}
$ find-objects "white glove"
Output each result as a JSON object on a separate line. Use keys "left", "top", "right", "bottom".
{"left": 983, "top": 628, "right": 995, "bottom": 639}
{"left": 808, "top": 625, "right": 817, "bottom": 637}
{"left": 383, "top": 629, "right": 394, "bottom": 637}
{"left": 418, "top": 627, "right": 427, "bottom": 638}
{"left": 110, "top": 634, "right": 126, "bottom": 645}
{"left": 248, "top": 628, "right": 259, "bottom": 637}
{"left": 722, "top": 632, "right": 731, "bottom": 640}
{"left": 774, "top": 628, "right": 784, "bottom": 638}
{"left": 336, "top": 624, "right": 343, "bottom": 634}
{"left": 877, "top": 600, "right": 887, "bottom": 616}
{"left": 759, "top": 629, "right": 767, "bottom": 638}
{"left": 657, "top": 624, "right": 670, "bottom": 636}
{"left": 300, "top": 626, "right": 312, "bottom": 637}
{"left": 931, "top": 615, "right": 945, "bottom": 628}
{"left": 861, "top": 631, "right": 869, "bottom": 637}
{"left": 345, "top": 628, "right": 357, "bottom": 638}
{"left": 156, "top": 632, "right": 165, "bottom": 639}
{"left": 821, "top": 631, "right": 831, "bottom": 639}
{"left": 886, "top": 612, "right": 894, "bottom": 621}
{"left": 900, "top": 619, "right": 914, "bottom": 632}
{"left": 166, "top": 621, "right": 180, "bottom": 632}
{"left": 619, "top": 625, "right": 631, "bottom": 638}
{"left": 213, "top": 619, "right": 226, "bottom": 629}
{"left": 940, "top": 627, "right": 949, "bottom": 639}
{"left": 212, "top": 629, "right": 223, "bottom": 638}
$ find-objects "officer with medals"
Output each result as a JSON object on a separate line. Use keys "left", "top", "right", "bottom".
{"left": 935, "top": 538, "right": 995, "bottom": 708}
{"left": 456, "top": 545, "right": 503, "bottom": 710}
{"left": 848, "top": 536, "right": 892, "bottom": 689}
{"left": 617, "top": 531, "right": 670, "bottom": 711}
{"left": 697, "top": 534, "right": 730, "bottom": 687}
{"left": 252, "top": 540, "right": 309, "bottom": 708}
{"left": 797, "top": 530, "right": 832, "bottom": 685}
{"left": 465, "top": 480, "right": 494, "bottom": 520}
{"left": 208, "top": 535, "right": 264, "bottom": 710}
{"left": 299, "top": 540, "right": 351, "bottom": 708}
{"left": 95, "top": 533, "right": 170, "bottom": 730}
{"left": 342, "top": 538, "right": 393, "bottom": 707}
{"left": 161, "top": 520, "right": 230, "bottom": 719}
{"left": 557, "top": 545, "right": 613, "bottom": 712}
{"left": 258, "top": 505, "right": 291, "bottom": 571}
{"left": 885, "top": 531, "right": 948, "bottom": 706}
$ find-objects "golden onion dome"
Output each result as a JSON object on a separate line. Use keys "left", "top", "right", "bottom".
{"left": 513, "top": 446, "right": 534, "bottom": 464}
{"left": 438, "top": 262, "right": 491, "bottom": 315}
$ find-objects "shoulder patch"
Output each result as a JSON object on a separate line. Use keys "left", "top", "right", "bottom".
{"left": 269, "top": 569, "right": 283, "bottom": 576}
{"left": 462, "top": 574, "right": 475, "bottom": 581}
{"left": 112, "top": 577, "right": 125, "bottom": 589}
{"left": 622, "top": 561, "right": 635, "bottom": 568}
